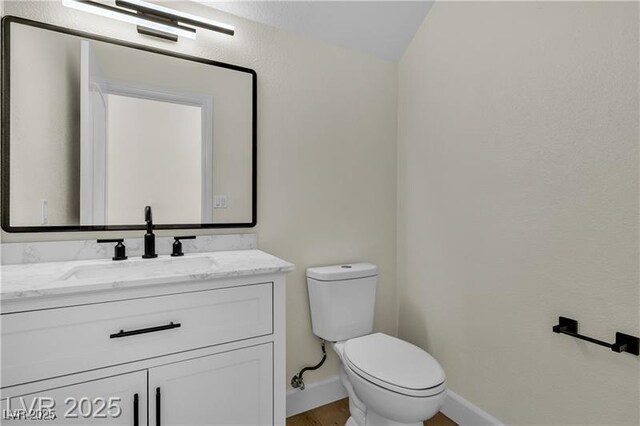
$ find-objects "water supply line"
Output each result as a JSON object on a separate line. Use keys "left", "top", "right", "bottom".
{"left": 290, "top": 339, "right": 326, "bottom": 390}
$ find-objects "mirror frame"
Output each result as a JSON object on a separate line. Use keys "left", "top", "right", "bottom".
{"left": 1, "top": 16, "right": 257, "bottom": 233}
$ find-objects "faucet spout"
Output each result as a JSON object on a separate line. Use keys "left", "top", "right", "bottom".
{"left": 142, "top": 205, "right": 158, "bottom": 259}
{"left": 145, "top": 205, "right": 153, "bottom": 233}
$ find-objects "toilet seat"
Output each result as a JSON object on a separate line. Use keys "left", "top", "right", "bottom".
{"left": 343, "top": 333, "right": 446, "bottom": 397}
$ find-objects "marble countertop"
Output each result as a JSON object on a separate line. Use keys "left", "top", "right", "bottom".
{"left": 1, "top": 249, "right": 293, "bottom": 301}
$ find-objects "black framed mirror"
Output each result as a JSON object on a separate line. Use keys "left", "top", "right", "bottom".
{"left": 1, "top": 16, "right": 257, "bottom": 233}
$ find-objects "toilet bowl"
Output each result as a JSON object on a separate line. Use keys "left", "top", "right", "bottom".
{"left": 307, "top": 263, "right": 447, "bottom": 426}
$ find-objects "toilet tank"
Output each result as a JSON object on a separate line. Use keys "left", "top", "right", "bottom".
{"left": 306, "top": 263, "right": 377, "bottom": 342}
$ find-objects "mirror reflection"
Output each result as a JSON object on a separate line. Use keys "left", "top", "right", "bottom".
{"left": 6, "top": 21, "right": 255, "bottom": 229}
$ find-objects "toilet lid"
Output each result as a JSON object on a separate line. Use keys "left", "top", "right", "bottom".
{"left": 344, "top": 333, "right": 446, "bottom": 397}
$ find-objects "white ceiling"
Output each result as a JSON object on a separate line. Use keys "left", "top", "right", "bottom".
{"left": 195, "top": 1, "right": 434, "bottom": 61}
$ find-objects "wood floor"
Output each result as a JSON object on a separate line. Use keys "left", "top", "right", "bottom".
{"left": 286, "top": 398, "right": 457, "bottom": 426}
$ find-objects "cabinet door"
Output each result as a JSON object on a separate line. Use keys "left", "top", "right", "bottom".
{"left": 150, "top": 344, "right": 273, "bottom": 425}
{"left": 3, "top": 371, "right": 147, "bottom": 425}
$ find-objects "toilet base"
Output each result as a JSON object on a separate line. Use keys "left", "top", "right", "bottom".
{"left": 338, "top": 357, "right": 426, "bottom": 426}
{"left": 363, "top": 410, "right": 422, "bottom": 426}
{"left": 345, "top": 410, "right": 423, "bottom": 426}
{"left": 334, "top": 342, "right": 441, "bottom": 426}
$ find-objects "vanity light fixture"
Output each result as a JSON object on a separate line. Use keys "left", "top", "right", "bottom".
{"left": 62, "top": 0, "right": 234, "bottom": 41}
{"left": 116, "top": 0, "right": 235, "bottom": 35}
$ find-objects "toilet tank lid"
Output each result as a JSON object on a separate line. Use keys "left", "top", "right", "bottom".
{"left": 306, "top": 263, "right": 377, "bottom": 281}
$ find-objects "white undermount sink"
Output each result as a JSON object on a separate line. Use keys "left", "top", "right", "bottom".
{"left": 60, "top": 256, "right": 217, "bottom": 281}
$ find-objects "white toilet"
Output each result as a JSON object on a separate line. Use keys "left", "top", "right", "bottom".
{"left": 307, "top": 263, "right": 447, "bottom": 426}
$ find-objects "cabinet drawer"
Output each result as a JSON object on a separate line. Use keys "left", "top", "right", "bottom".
{"left": 2, "top": 282, "right": 272, "bottom": 387}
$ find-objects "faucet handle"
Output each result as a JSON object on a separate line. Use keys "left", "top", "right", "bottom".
{"left": 171, "top": 236, "right": 196, "bottom": 257}
{"left": 97, "top": 239, "right": 128, "bottom": 261}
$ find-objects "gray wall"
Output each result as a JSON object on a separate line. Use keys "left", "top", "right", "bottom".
{"left": 397, "top": 2, "right": 639, "bottom": 423}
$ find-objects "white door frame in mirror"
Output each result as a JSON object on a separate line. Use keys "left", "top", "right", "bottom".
{"left": 79, "top": 44, "right": 214, "bottom": 225}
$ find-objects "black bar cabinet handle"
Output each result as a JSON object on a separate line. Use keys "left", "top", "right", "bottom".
{"left": 133, "top": 393, "right": 139, "bottom": 426}
{"left": 156, "top": 387, "right": 161, "bottom": 426}
{"left": 110, "top": 322, "right": 181, "bottom": 339}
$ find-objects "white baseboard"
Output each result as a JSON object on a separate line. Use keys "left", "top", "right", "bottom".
{"left": 442, "top": 389, "right": 504, "bottom": 426}
{"left": 286, "top": 375, "right": 348, "bottom": 417}
{"left": 286, "top": 376, "right": 502, "bottom": 426}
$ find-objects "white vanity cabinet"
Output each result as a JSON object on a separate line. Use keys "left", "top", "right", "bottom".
{"left": 2, "top": 282, "right": 274, "bottom": 387}
{"left": 1, "top": 252, "right": 290, "bottom": 426}
{"left": 149, "top": 343, "right": 273, "bottom": 426}
{"left": 4, "top": 371, "right": 147, "bottom": 425}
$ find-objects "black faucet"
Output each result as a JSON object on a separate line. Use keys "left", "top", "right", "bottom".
{"left": 142, "top": 206, "right": 158, "bottom": 259}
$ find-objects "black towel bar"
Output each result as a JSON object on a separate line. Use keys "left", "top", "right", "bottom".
{"left": 552, "top": 317, "right": 638, "bottom": 356}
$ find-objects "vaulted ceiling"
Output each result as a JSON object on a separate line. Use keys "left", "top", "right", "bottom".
{"left": 195, "top": 1, "right": 434, "bottom": 61}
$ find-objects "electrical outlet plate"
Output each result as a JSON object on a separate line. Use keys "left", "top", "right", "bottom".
{"left": 213, "top": 195, "right": 227, "bottom": 209}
